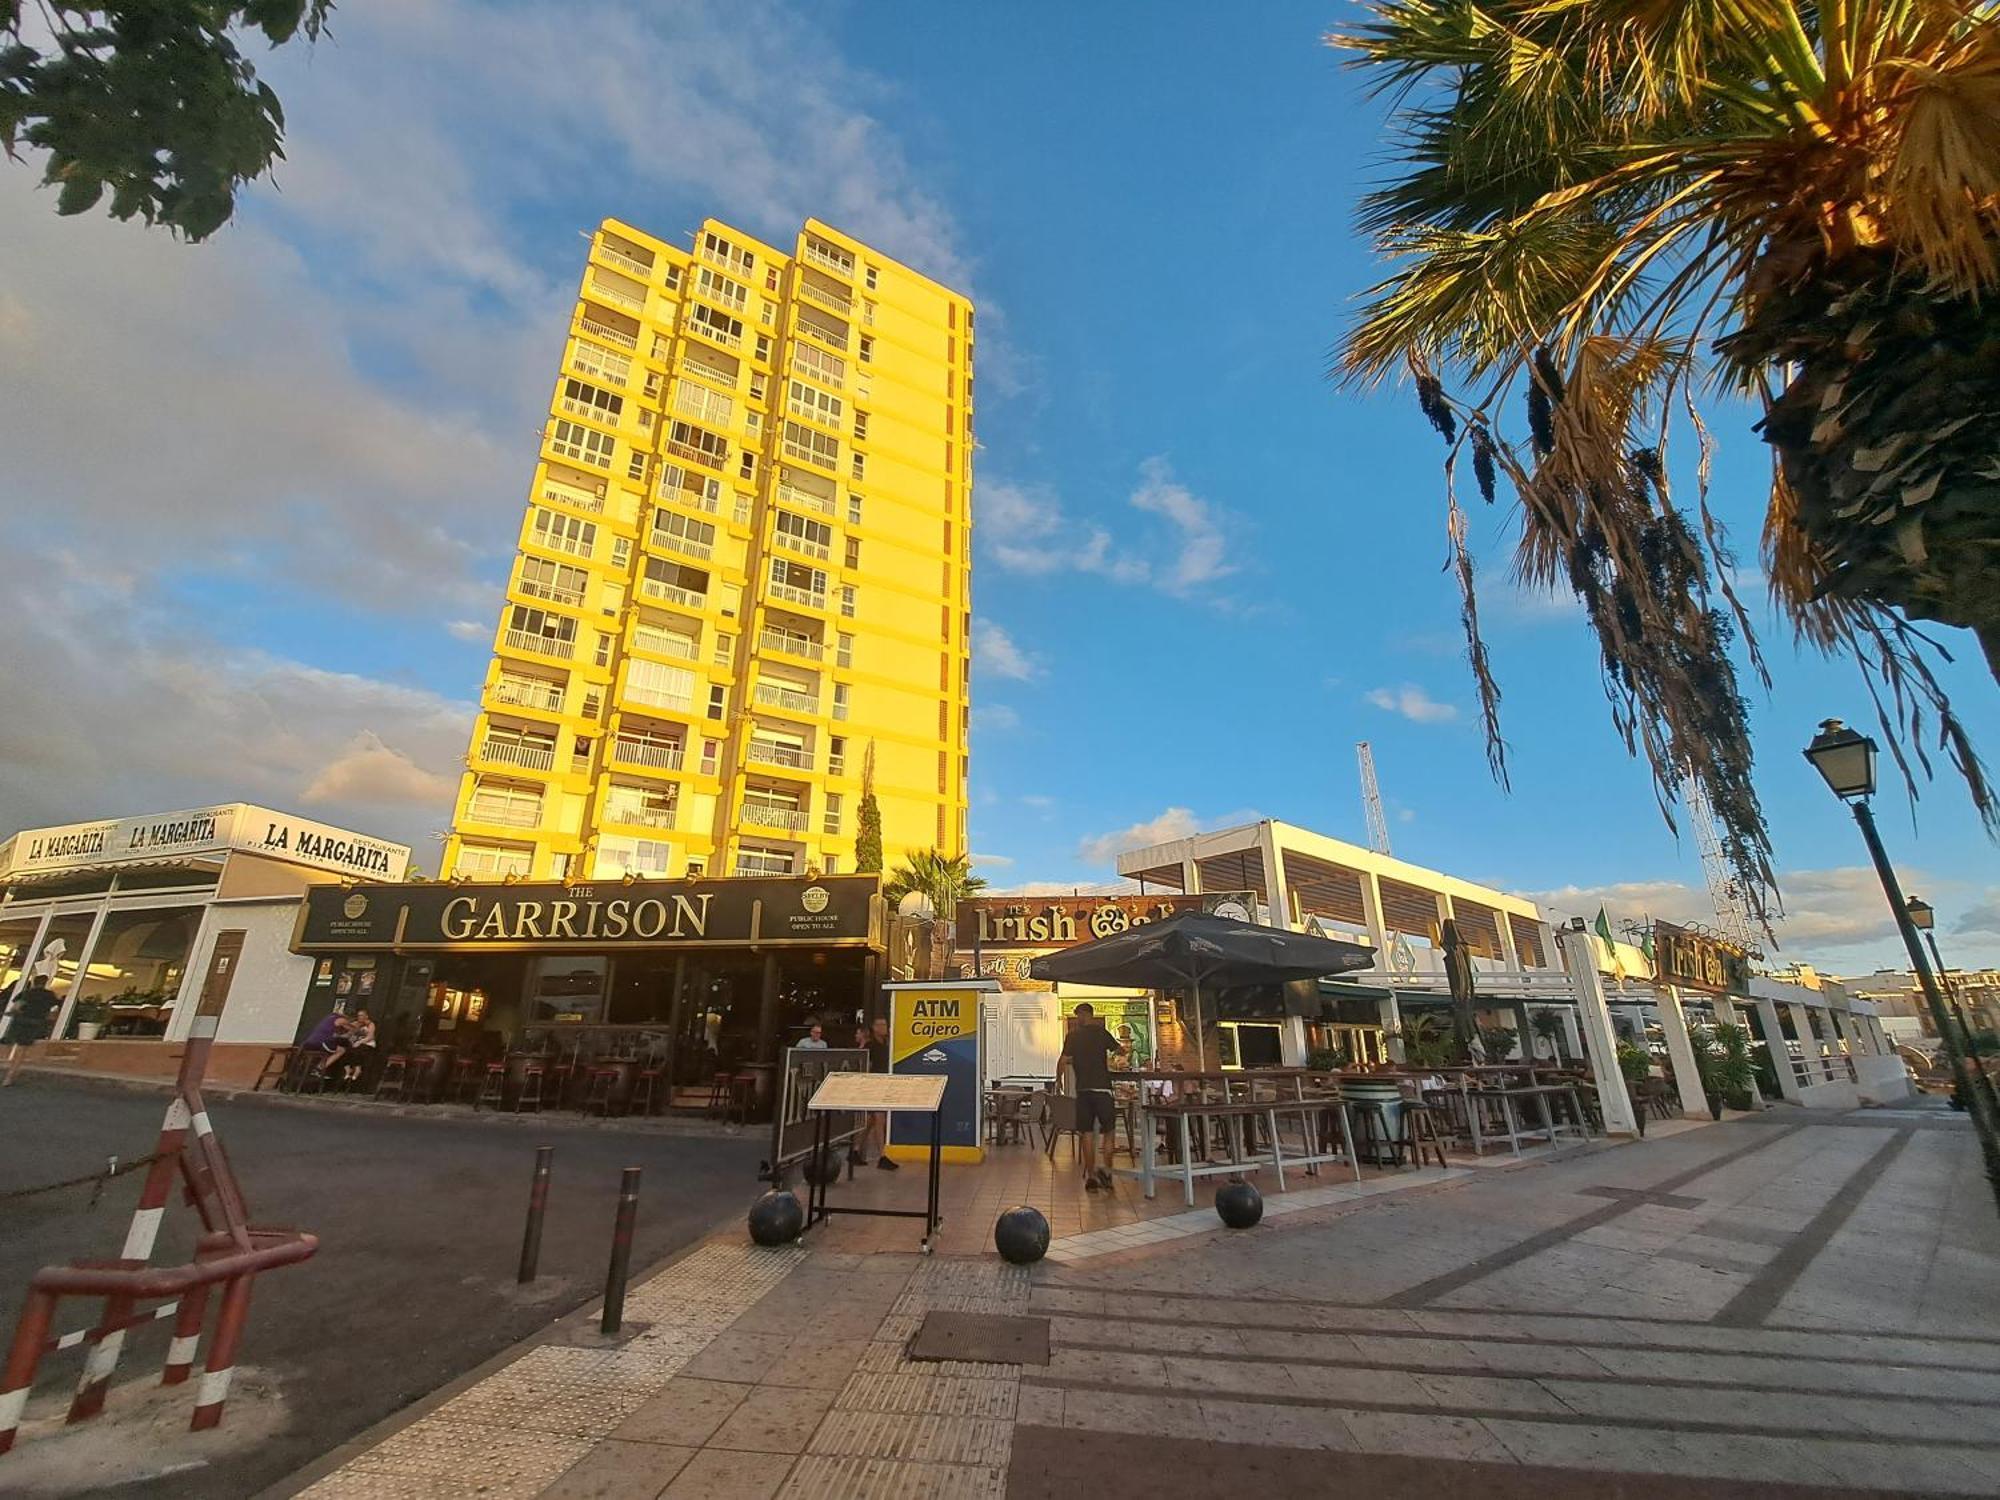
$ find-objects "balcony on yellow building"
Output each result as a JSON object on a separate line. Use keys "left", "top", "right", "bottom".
{"left": 489, "top": 670, "right": 567, "bottom": 716}
{"left": 758, "top": 621, "right": 825, "bottom": 663}
{"left": 775, "top": 468, "right": 836, "bottom": 517}
{"left": 466, "top": 779, "right": 547, "bottom": 830}
{"left": 649, "top": 512, "right": 717, "bottom": 563}
{"left": 576, "top": 305, "right": 640, "bottom": 352}
{"left": 764, "top": 558, "right": 828, "bottom": 613}
{"left": 795, "top": 309, "right": 849, "bottom": 352}
{"left": 601, "top": 779, "right": 678, "bottom": 831}
{"left": 752, "top": 679, "right": 820, "bottom": 718}
{"left": 796, "top": 269, "right": 853, "bottom": 317}
{"left": 500, "top": 624, "right": 580, "bottom": 668}
{"left": 593, "top": 231, "right": 657, "bottom": 282}
{"left": 744, "top": 736, "right": 813, "bottom": 773}
{"left": 739, "top": 795, "right": 810, "bottom": 835}
{"left": 630, "top": 619, "right": 702, "bottom": 663}
{"left": 639, "top": 559, "right": 709, "bottom": 611}
{"left": 477, "top": 722, "right": 558, "bottom": 773}
{"left": 540, "top": 472, "right": 608, "bottom": 516}
{"left": 610, "top": 726, "right": 686, "bottom": 774}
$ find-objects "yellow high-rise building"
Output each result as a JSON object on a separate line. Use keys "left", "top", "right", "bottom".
{"left": 443, "top": 217, "right": 973, "bottom": 883}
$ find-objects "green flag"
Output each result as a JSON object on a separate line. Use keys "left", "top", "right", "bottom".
{"left": 1594, "top": 908, "right": 1624, "bottom": 979}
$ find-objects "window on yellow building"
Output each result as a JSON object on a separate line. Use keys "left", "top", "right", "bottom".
{"left": 551, "top": 419, "right": 614, "bottom": 469}
{"left": 844, "top": 538, "right": 861, "bottom": 569}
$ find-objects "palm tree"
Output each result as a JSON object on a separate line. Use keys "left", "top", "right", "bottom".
{"left": 882, "top": 849, "right": 987, "bottom": 919}
{"left": 1332, "top": 2, "right": 1999, "bottom": 926}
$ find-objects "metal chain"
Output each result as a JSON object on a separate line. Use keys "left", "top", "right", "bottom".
{"left": 0, "top": 1151, "right": 169, "bottom": 1206}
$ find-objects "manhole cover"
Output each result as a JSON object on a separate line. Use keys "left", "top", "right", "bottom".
{"left": 908, "top": 1310, "right": 1050, "bottom": 1366}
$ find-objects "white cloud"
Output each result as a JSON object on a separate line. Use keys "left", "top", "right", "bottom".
{"left": 990, "top": 879, "right": 1140, "bottom": 898}
{"left": 1365, "top": 685, "right": 1459, "bottom": 724}
{"left": 446, "top": 620, "right": 489, "bottom": 642}
{"left": 1529, "top": 866, "right": 1953, "bottom": 960}
{"left": 1021, "top": 795, "right": 1056, "bottom": 810}
{"left": 1956, "top": 889, "right": 2000, "bottom": 939}
{"left": 973, "top": 620, "right": 1040, "bottom": 681}
{"left": 0, "top": 547, "right": 470, "bottom": 855}
{"left": 303, "top": 731, "right": 461, "bottom": 808}
{"left": 971, "top": 704, "right": 1021, "bottom": 732}
{"left": 0, "top": 0, "right": 987, "bottom": 621}
{"left": 970, "top": 853, "right": 1015, "bottom": 870}
{"left": 1129, "top": 457, "right": 1233, "bottom": 592}
{"left": 1077, "top": 807, "right": 1202, "bottom": 866}
{"left": 978, "top": 458, "right": 1235, "bottom": 595}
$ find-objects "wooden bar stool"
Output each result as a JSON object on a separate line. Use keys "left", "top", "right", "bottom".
{"left": 477, "top": 1061, "right": 507, "bottom": 1110}
{"left": 1350, "top": 1102, "right": 1401, "bottom": 1167}
{"left": 1398, "top": 1099, "right": 1450, "bottom": 1170}
{"left": 447, "top": 1055, "right": 482, "bottom": 1104}
{"left": 516, "top": 1063, "right": 546, "bottom": 1114}
{"left": 706, "top": 1071, "right": 735, "bottom": 1119}
{"left": 583, "top": 1067, "right": 619, "bottom": 1117}
{"left": 631, "top": 1062, "right": 666, "bottom": 1117}
{"left": 373, "top": 1055, "right": 412, "bottom": 1102}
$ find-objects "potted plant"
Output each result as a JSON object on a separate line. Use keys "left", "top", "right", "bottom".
{"left": 1686, "top": 1024, "right": 1725, "bottom": 1120}
{"left": 1530, "top": 1009, "right": 1566, "bottom": 1062}
{"left": 1476, "top": 1024, "right": 1518, "bottom": 1062}
{"left": 1707, "top": 1022, "right": 1758, "bottom": 1113}
{"left": 71, "top": 999, "right": 109, "bottom": 1041}
{"left": 1616, "top": 1042, "right": 1654, "bottom": 1135}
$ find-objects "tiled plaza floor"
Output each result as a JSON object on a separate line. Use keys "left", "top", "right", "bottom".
{"left": 272, "top": 1106, "right": 2000, "bottom": 1499}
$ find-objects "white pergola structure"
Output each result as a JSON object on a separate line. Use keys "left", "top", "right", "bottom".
{"left": 1118, "top": 820, "right": 1580, "bottom": 1046}
{"left": 1116, "top": 819, "right": 1910, "bottom": 1131}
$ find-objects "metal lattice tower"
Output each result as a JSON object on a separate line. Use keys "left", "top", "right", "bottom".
{"left": 1358, "top": 742, "right": 1391, "bottom": 856}
{"left": 1685, "top": 777, "right": 1756, "bottom": 951}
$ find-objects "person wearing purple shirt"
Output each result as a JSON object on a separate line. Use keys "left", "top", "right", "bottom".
{"left": 304, "top": 1010, "right": 349, "bottom": 1075}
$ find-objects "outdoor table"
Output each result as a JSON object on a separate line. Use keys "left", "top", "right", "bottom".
{"left": 1134, "top": 1097, "right": 1361, "bottom": 1206}
{"left": 1449, "top": 1082, "right": 1590, "bottom": 1158}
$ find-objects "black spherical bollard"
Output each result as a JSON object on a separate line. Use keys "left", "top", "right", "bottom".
{"left": 1214, "top": 1180, "right": 1263, "bottom": 1229}
{"left": 748, "top": 1189, "right": 805, "bottom": 1246}
{"left": 802, "top": 1150, "right": 842, "bottom": 1188}
{"left": 993, "top": 1205, "right": 1051, "bottom": 1264}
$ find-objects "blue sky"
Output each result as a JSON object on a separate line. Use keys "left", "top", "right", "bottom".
{"left": 1, "top": 1, "right": 1993, "bottom": 970}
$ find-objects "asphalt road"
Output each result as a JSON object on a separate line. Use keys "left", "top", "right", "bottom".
{"left": 0, "top": 1074, "right": 763, "bottom": 1497}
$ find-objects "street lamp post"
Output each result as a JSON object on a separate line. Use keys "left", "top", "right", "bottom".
{"left": 1803, "top": 719, "right": 2000, "bottom": 1216}
{"left": 1906, "top": 895, "right": 2000, "bottom": 1122}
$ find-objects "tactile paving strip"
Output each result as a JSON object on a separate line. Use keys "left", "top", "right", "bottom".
{"left": 299, "top": 1242, "right": 809, "bottom": 1497}
{"left": 836, "top": 1370, "right": 1018, "bottom": 1419}
{"left": 779, "top": 1453, "right": 1007, "bottom": 1500}
{"left": 808, "top": 1409, "right": 1013, "bottom": 1467}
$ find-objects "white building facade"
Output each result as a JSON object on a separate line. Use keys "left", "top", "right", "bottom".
{"left": 0, "top": 804, "right": 409, "bottom": 1084}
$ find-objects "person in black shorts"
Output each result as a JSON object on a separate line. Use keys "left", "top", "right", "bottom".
{"left": 1059, "top": 1002, "right": 1126, "bottom": 1192}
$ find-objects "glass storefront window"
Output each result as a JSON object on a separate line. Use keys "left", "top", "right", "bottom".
{"left": 529, "top": 956, "right": 607, "bottom": 1024}
{"left": 33, "top": 912, "right": 99, "bottom": 1033}
{"left": 0, "top": 916, "right": 43, "bottom": 991}
{"left": 72, "top": 905, "right": 203, "bottom": 1037}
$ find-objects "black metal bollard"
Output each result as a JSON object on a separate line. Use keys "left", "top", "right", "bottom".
{"left": 601, "top": 1166, "right": 642, "bottom": 1334}
{"left": 518, "top": 1146, "right": 554, "bottom": 1284}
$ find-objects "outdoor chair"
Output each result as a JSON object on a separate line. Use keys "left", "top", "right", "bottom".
{"left": 1042, "top": 1092, "right": 1080, "bottom": 1160}
{"left": 448, "top": 1055, "right": 482, "bottom": 1104}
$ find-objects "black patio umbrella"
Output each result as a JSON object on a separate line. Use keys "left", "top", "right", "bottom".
{"left": 1026, "top": 910, "right": 1373, "bottom": 1070}
{"left": 1441, "top": 918, "right": 1478, "bottom": 1062}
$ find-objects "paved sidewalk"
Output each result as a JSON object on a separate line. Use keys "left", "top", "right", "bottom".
{"left": 273, "top": 1109, "right": 2000, "bottom": 1499}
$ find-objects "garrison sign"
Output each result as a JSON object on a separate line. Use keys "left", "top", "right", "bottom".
{"left": 885, "top": 980, "right": 996, "bottom": 1163}
{"left": 294, "top": 876, "right": 881, "bottom": 952}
